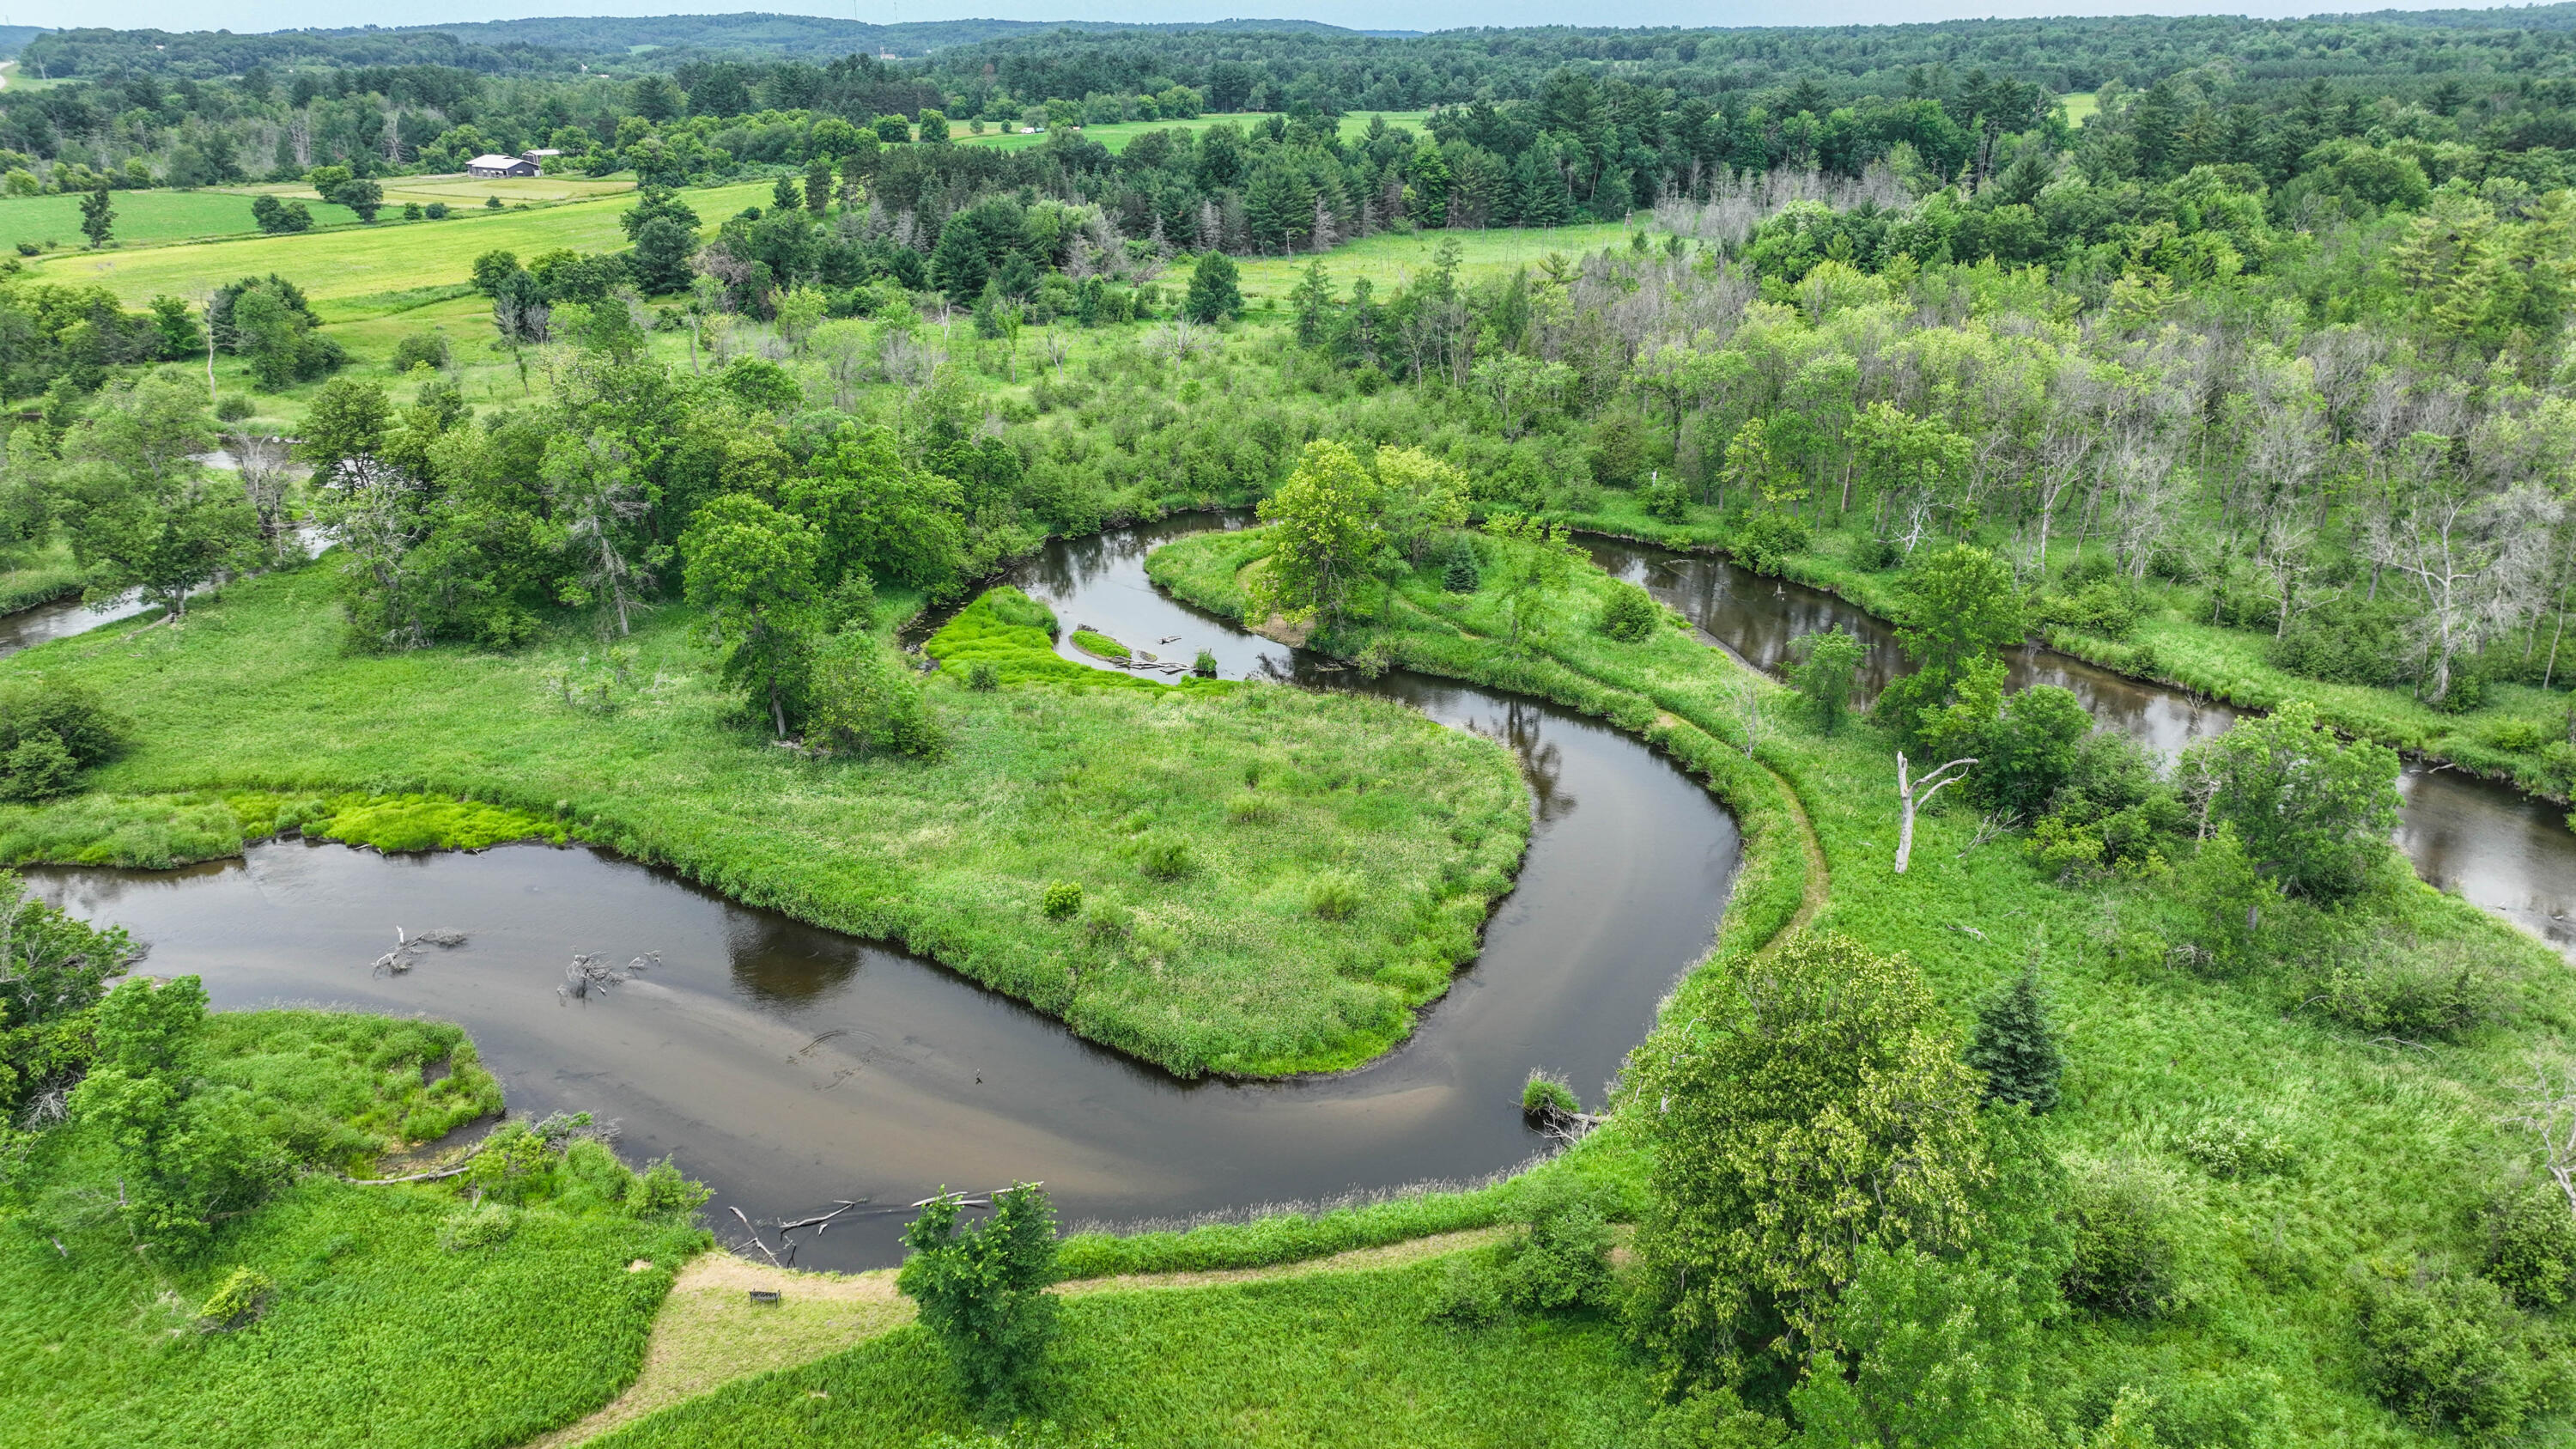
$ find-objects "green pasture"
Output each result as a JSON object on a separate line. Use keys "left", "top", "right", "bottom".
{"left": 1227, "top": 220, "right": 1650, "bottom": 301}
{"left": 27, "top": 180, "right": 770, "bottom": 308}
{"left": 0, "top": 189, "right": 365, "bottom": 252}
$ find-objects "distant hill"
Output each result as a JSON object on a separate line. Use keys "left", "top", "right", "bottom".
{"left": 0, "top": 25, "right": 46, "bottom": 60}
{"left": 17, "top": 14, "right": 1414, "bottom": 79}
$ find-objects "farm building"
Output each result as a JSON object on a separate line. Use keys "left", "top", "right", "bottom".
{"left": 466, "top": 155, "right": 540, "bottom": 179}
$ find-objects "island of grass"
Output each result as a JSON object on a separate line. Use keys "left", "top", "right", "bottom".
{"left": 0, "top": 573, "right": 1530, "bottom": 1076}
{"left": 1070, "top": 627, "right": 1133, "bottom": 662}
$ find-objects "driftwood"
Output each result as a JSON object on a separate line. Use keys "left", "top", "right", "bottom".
{"left": 728, "top": 1205, "right": 783, "bottom": 1267}
{"left": 1894, "top": 752, "right": 1977, "bottom": 875}
{"left": 371, "top": 926, "right": 469, "bottom": 977}
{"left": 560, "top": 952, "right": 660, "bottom": 1001}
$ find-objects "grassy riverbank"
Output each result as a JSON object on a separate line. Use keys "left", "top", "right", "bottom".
{"left": 1560, "top": 492, "right": 2576, "bottom": 803}
{"left": 0, "top": 567, "right": 1528, "bottom": 1077}
{"left": 0, "top": 1008, "right": 705, "bottom": 1449}
{"left": 1147, "top": 525, "right": 2576, "bottom": 1444}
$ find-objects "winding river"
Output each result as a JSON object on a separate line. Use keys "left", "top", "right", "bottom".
{"left": 27, "top": 517, "right": 1741, "bottom": 1271}
{"left": 26, "top": 519, "right": 2576, "bottom": 1269}
{"left": 1587, "top": 539, "right": 2576, "bottom": 956}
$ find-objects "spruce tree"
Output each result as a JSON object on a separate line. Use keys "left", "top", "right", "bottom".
{"left": 1968, "top": 965, "right": 2063, "bottom": 1113}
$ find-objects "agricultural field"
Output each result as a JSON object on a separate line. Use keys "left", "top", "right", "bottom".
{"left": 0, "top": 189, "right": 368, "bottom": 251}
{"left": 27, "top": 180, "right": 772, "bottom": 310}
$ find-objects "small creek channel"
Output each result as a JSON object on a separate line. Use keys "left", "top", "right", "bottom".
{"left": 1588, "top": 539, "right": 2576, "bottom": 956}
{"left": 25, "top": 515, "right": 1741, "bottom": 1271}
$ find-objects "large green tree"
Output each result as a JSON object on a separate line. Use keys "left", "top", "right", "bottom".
{"left": 898, "top": 1182, "right": 1060, "bottom": 1412}
{"left": 1629, "top": 929, "right": 1990, "bottom": 1389}
{"left": 682, "top": 493, "right": 821, "bottom": 739}
{"left": 52, "top": 374, "right": 252, "bottom": 618}
{"left": 2178, "top": 699, "right": 2402, "bottom": 901}
{"left": 1249, "top": 440, "right": 1385, "bottom": 631}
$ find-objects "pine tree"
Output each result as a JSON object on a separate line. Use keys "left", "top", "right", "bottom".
{"left": 1968, "top": 965, "right": 2063, "bottom": 1113}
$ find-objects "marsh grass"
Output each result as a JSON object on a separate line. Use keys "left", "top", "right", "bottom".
{"left": 0, "top": 573, "right": 1528, "bottom": 1077}
{"left": 1152, "top": 524, "right": 2576, "bottom": 1440}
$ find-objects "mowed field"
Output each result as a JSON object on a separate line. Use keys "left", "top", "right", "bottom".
{"left": 961, "top": 110, "right": 1434, "bottom": 155}
{"left": 2, "top": 176, "right": 640, "bottom": 254}
{"left": 30, "top": 180, "right": 771, "bottom": 311}
{"left": 1230, "top": 219, "right": 1644, "bottom": 301}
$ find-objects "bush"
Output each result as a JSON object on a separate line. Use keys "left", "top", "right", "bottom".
{"left": 898, "top": 1184, "right": 1060, "bottom": 1411}
{"left": 2032, "top": 578, "right": 2145, "bottom": 639}
{"left": 195, "top": 1267, "right": 276, "bottom": 1330}
{"left": 1041, "top": 880, "right": 1082, "bottom": 919}
{"left": 1638, "top": 474, "right": 1692, "bottom": 522}
{"left": 1192, "top": 648, "right": 1218, "bottom": 678}
{"left": 2061, "top": 1157, "right": 2182, "bottom": 1319}
{"left": 213, "top": 394, "right": 255, "bottom": 422}
{"left": 0, "top": 677, "right": 133, "bottom": 801}
{"left": 2308, "top": 941, "right": 2500, "bottom": 1043}
{"left": 1425, "top": 1252, "right": 1506, "bottom": 1327}
{"left": 424, "top": 201, "right": 450, "bottom": 219}
{"left": 389, "top": 331, "right": 451, "bottom": 374}
{"left": 2354, "top": 1266, "right": 2555, "bottom": 1439}
{"left": 1733, "top": 511, "right": 1811, "bottom": 576}
{"left": 2482, "top": 1184, "right": 2576, "bottom": 1311}
{"left": 2270, "top": 592, "right": 2409, "bottom": 688}
{"left": 438, "top": 1202, "right": 522, "bottom": 1251}
{"left": 1521, "top": 1069, "right": 1579, "bottom": 1119}
{"left": 808, "top": 636, "right": 940, "bottom": 758}
{"left": 1597, "top": 580, "right": 1662, "bottom": 642}
{"left": 1137, "top": 831, "right": 1194, "bottom": 880}
{"left": 1850, "top": 533, "right": 1903, "bottom": 571}
{"left": 1494, "top": 1178, "right": 1613, "bottom": 1312}
{"left": 1305, "top": 869, "right": 1362, "bottom": 919}
{"left": 966, "top": 661, "right": 1000, "bottom": 691}
{"left": 2178, "top": 1114, "right": 2297, "bottom": 1180}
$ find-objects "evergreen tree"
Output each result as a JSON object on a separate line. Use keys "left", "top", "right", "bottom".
{"left": 79, "top": 184, "right": 113, "bottom": 248}
{"left": 1967, "top": 965, "right": 2063, "bottom": 1114}
{"left": 1183, "top": 250, "right": 1240, "bottom": 323}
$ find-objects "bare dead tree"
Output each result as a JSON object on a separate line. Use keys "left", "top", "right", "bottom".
{"left": 1895, "top": 752, "right": 1976, "bottom": 874}
{"left": 2512, "top": 1057, "right": 2576, "bottom": 1217}
{"left": 559, "top": 952, "right": 659, "bottom": 1001}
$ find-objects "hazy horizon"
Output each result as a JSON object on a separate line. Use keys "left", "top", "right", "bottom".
{"left": 13, "top": 2, "right": 2568, "bottom": 45}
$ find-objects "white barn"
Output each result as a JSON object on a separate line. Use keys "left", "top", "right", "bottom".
{"left": 466, "top": 154, "right": 540, "bottom": 179}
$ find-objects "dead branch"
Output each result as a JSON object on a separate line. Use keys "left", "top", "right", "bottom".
{"left": 1894, "top": 752, "right": 1977, "bottom": 874}
{"left": 2512, "top": 1059, "right": 2576, "bottom": 1216}
{"left": 1956, "top": 811, "right": 2018, "bottom": 857}
{"left": 559, "top": 951, "right": 660, "bottom": 1001}
{"left": 370, "top": 925, "right": 469, "bottom": 977}
{"left": 728, "top": 1205, "right": 782, "bottom": 1267}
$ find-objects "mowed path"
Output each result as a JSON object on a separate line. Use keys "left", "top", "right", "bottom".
{"left": 527, "top": 1228, "right": 1508, "bottom": 1446}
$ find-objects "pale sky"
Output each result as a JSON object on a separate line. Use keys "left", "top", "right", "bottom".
{"left": 9, "top": 3, "right": 2546, "bottom": 40}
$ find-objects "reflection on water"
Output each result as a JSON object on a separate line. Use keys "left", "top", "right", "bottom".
{"left": 32, "top": 516, "right": 1741, "bottom": 1270}
{"left": 1592, "top": 536, "right": 2576, "bottom": 957}
{"left": 0, "top": 592, "right": 151, "bottom": 656}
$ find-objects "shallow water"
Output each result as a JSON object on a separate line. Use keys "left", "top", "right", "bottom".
{"left": 32, "top": 518, "right": 1741, "bottom": 1269}
{"left": 1589, "top": 539, "right": 2576, "bottom": 955}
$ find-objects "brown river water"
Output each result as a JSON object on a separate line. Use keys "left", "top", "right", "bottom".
{"left": 19, "top": 521, "right": 2576, "bottom": 1267}
{"left": 24, "top": 517, "right": 1741, "bottom": 1269}
{"left": 1589, "top": 539, "right": 2576, "bottom": 956}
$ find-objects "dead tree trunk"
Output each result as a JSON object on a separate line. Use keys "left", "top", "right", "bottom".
{"left": 1895, "top": 752, "right": 1976, "bottom": 875}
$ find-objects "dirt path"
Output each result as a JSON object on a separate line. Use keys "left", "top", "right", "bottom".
{"left": 527, "top": 1227, "right": 1505, "bottom": 1446}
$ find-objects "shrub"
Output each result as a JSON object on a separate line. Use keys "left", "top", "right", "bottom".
{"left": 2308, "top": 937, "right": 2500, "bottom": 1043}
{"left": 389, "top": 331, "right": 451, "bottom": 374}
{"left": 1521, "top": 1068, "right": 1579, "bottom": 1120}
{"left": 1787, "top": 626, "right": 1864, "bottom": 734}
{"left": 1306, "top": 870, "right": 1362, "bottom": 919}
{"left": 966, "top": 661, "right": 1000, "bottom": 691}
{"left": 1638, "top": 473, "right": 1691, "bottom": 522}
{"left": 0, "top": 677, "right": 134, "bottom": 801}
{"left": 1136, "top": 831, "right": 1194, "bottom": 880}
{"left": 898, "top": 1184, "right": 1060, "bottom": 1411}
{"left": 196, "top": 1267, "right": 276, "bottom": 1330}
{"left": 2178, "top": 1114, "right": 2297, "bottom": 1180}
{"left": 809, "top": 636, "right": 941, "bottom": 758}
{"left": 438, "top": 1202, "right": 521, "bottom": 1251}
{"left": 1733, "top": 511, "right": 1811, "bottom": 576}
{"left": 1850, "top": 533, "right": 1903, "bottom": 571}
{"left": 424, "top": 201, "right": 450, "bottom": 219}
{"left": 2033, "top": 579, "right": 2145, "bottom": 639}
{"left": 1597, "top": 580, "right": 1662, "bottom": 642}
{"left": 1192, "top": 648, "right": 1218, "bottom": 678}
{"left": 2061, "top": 1157, "right": 2182, "bottom": 1319}
{"left": 2481, "top": 1184, "right": 2576, "bottom": 1311}
{"left": 1495, "top": 1178, "right": 1613, "bottom": 1312}
{"left": 1041, "top": 880, "right": 1082, "bottom": 919}
{"left": 628, "top": 1156, "right": 711, "bottom": 1217}
{"left": 213, "top": 394, "right": 255, "bottom": 422}
{"left": 2354, "top": 1266, "right": 2554, "bottom": 1439}
{"left": 1425, "top": 1252, "right": 1506, "bottom": 1327}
